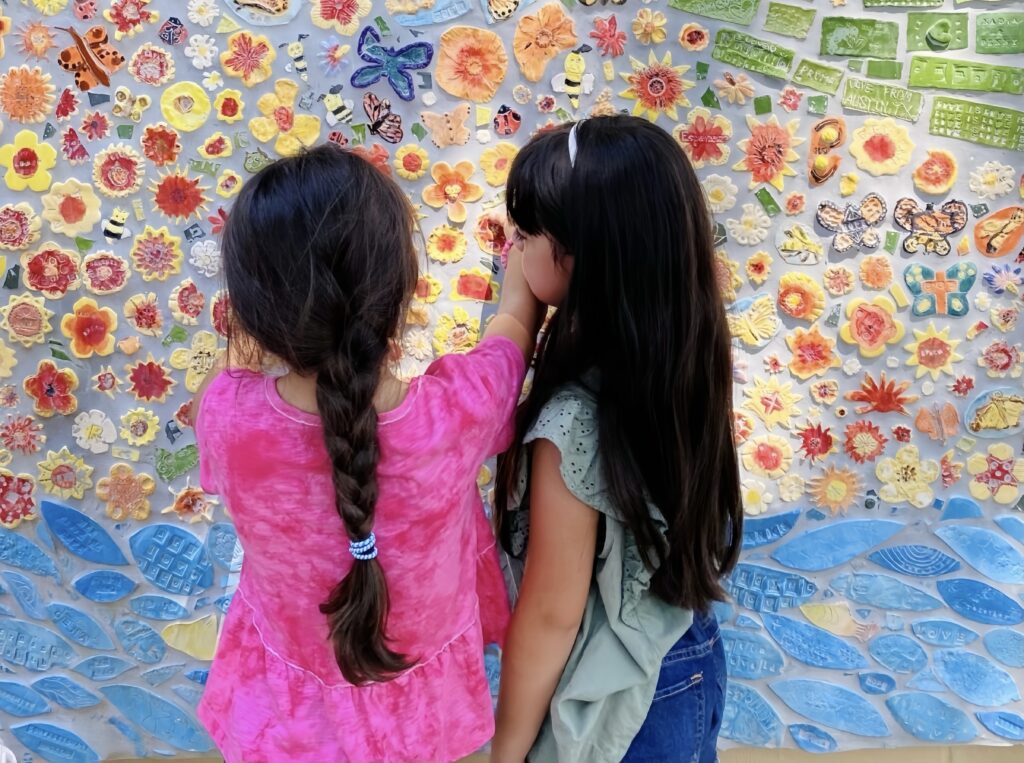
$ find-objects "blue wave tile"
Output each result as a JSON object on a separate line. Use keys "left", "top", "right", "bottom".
{"left": 770, "top": 519, "right": 903, "bottom": 571}
{"left": 721, "top": 683, "right": 781, "bottom": 746}
{"left": 31, "top": 676, "right": 101, "bottom": 710}
{"left": 762, "top": 613, "right": 867, "bottom": 670}
{"left": 907, "top": 668, "right": 946, "bottom": 693}
{"left": 867, "top": 545, "right": 960, "bottom": 577}
{"left": 937, "top": 578, "right": 1024, "bottom": 625}
{"left": 72, "top": 655, "right": 135, "bottom": 681}
{"left": 940, "top": 497, "right": 983, "bottom": 521}
{"left": 722, "top": 629, "right": 784, "bottom": 679}
{"left": 770, "top": 679, "right": 889, "bottom": 737}
{"left": 0, "top": 528, "right": 59, "bottom": 579}
{"left": 983, "top": 628, "right": 1024, "bottom": 668}
{"left": 994, "top": 515, "right": 1024, "bottom": 546}
{"left": 207, "top": 522, "right": 243, "bottom": 571}
{"left": 2, "top": 571, "right": 45, "bottom": 619}
{"left": 72, "top": 570, "right": 138, "bottom": 603}
{"left": 935, "top": 525, "right": 1024, "bottom": 584}
{"left": 130, "top": 524, "right": 214, "bottom": 596}
{"left": 829, "top": 573, "right": 942, "bottom": 611}
{"left": 0, "top": 620, "right": 75, "bottom": 672}
{"left": 933, "top": 649, "right": 1020, "bottom": 706}
{"left": 46, "top": 604, "right": 115, "bottom": 651}
{"left": 40, "top": 500, "right": 129, "bottom": 566}
{"left": 101, "top": 684, "right": 215, "bottom": 752}
{"left": 858, "top": 672, "right": 896, "bottom": 695}
{"left": 141, "top": 663, "right": 184, "bottom": 687}
{"left": 788, "top": 724, "right": 837, "bottom": 753}
{"left": 185, "top": 669, "right": 209, "bottom": 685}
{"left": 130, "top": 594, "right": 190, "bottom": 621}
{"left": 727, "top": 563, "right": 817, "bottom": 613}
{"left": 115, "top": 619, "right": 167, "bottom": 664}
{"left": 0, "top": 681, "right": 50, "bottom": 717}
{"left": 742, "top": 510, "right": 801, "bottom": 550}
{"left": 886, "top": 693, "right": 976, "bottom": 742}
{"left": 868, "top": 634, "right": 928, "bottom": 674}
{"left": 911, "top": 619, "right": 979, "bottom": 647}
{"left": 11, "top": 723, "right": 99, "bottom": 763}
{"left": 976, "top": 711, "right": 1024, "bottom": 742}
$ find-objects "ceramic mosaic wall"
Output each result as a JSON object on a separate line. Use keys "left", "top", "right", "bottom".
{"left": 0, "top": 0, "right": 1020, "bottom": 758}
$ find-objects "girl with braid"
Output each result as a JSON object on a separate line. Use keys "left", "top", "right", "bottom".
{"left": 194, "top": 145, "right": 543, "bottom": 762}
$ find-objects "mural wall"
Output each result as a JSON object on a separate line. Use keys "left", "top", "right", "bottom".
{"left": 0, "top": 0, "right": 1019, "bottom": 758}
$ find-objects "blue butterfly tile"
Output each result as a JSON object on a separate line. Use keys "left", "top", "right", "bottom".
{"left": 101, "top": 685, "right": 215, "bottom": 752}
{"left": 830, "top": 573, "right": 942, "bottom": 611}
{"left": 350, "top": 26, "right": 433, "bottom": 102}
{"left": 762, "top": 614, "right": 867, "bottom": 670}
{"left": 771, "top": 679, "right": 890, "bottom": 737}
{"left": 886, "top": 693, "right": 976, "bottom": 742}
{"left": 933, "top": 649, "right": 1021, "bottom": 707}
{"left": 11, "top": 723, "right": 99, "bottom": 763}
{"left": 935, "top": 525, "right": 1024, "bottom": 584}
{"left": 721, "top": 683, "right": 781, "bottom": 746}
{"left": 867, "top": 545, "right": 961, "bottom": 577}
{"left": 937, "top": 578, "right": 1024, "bottom": 625}
{"left": 770, "top": 519, "right": 903, "bottom": 572}
{"left": 722, "top": 629, "right": 785, "bottom": 679}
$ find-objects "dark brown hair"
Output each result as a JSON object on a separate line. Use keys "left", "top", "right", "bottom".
{"left": 222, "top": 144, "right": 418, "bottom": 684}
{"left": 495, "top": 116, "right": 742, "bottom": 611}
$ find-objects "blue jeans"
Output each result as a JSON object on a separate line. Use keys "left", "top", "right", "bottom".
{"left": 621, "top": 612, "right": 725, "bottom": 763}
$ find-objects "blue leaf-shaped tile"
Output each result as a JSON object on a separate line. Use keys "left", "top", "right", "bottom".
{"left": 911, "top": 619, "right": 979, "bottom": 647}
{"left": 130, "top": 595, "right": 190, "bottom": 621}
{"left": 907, "top": 667, "right": 946, "bottom": 693}
{"left": 72, "top": 655, "right": 135, "bottom": 681}
{"left": 722, "top": 629, "right": 784, "bottom": 679}
{"left": 141, "top": 663, "right": 184, "bottom": 687}
{"left": 984, "top": 628, "right": 1024, "bottom": 668}
{"left": 868, "top": 545, "right": 961, "bottom": 577}
{"left": 937, "top": 578, "right": 1024, "bottom": 625}
{"left": 173, "top": 684, "right": 203, "bottom": 708}
{"left": 771, "top": 679, "right": 889, "bottom": 737}
{"left": 73, "top": 570, "right": 137, "bottom": 603}
{"left": 762, "top": 613, "right": 867, "bottom": 670}
{"left": 46, "top": 604, "right": 114, "bottom": 651}
{"left": 742, "top": 509, "right": 801, "bottom": 550}
{"left": 934, "top": 649, "right": 1020, "bottom": 706}
{"left": 858, "top": 672, "right": 896, "bottom": 695}
{"left": 0, "top": 681, "right": 49, "bottom": 716}
{"left": 721, "top": 683, "right": 781, "bottom": 746}
{"left": 0, "top": 528, "right": 59, "bottom": 579}
{"left": 2, "top": 571, "right": 45, "bottom": 619}
{"left": 727, "top": 563, "right": 818, "bottom": 613}
{"left": 830, "top": 573, "right": 942, "bottom": 611}
{"left": 207, "top": 522, "right": 242, "bottom": 571}
{"left": 940, "top": 496, "right": 983, "bottom": 521}
{"left": 101, "top": 684, "right": 215, "bottom": 751}
{"left": 976, "top": 711, "right": 1024, "bottom": 742}
{"left": 11, "top": 723, "right": 99, "bottom": 763}
{"left": 936, "top": 525, "right": 1024, "bottom": 584}
{"left": 788, "top": 724, "right": 837, "bottom": 753}
{"left": 869, "top": 634, "right": 927, "bottom": 674}
{"left": 31, "top": 676, "right": 101, "bottom": 710}
{"left": 130, "top": 524, "right": 214, "bottom": 596}
{"left": 771, "top": 519, "right": 903, "bottom": 571}
{"left": 994, "top": 515, "right": 1024, "bottom": 546}
{"left": 886, "top": 693, "right": 976, "bottom": 742}
{"left": 0, "top": 620, "right": 75, "bottom": 672}
{"left": 40, "top": 500, "right": 128, "bottom": 566}
{"left": 115, "top": 619, "right": 166, "bottom": 664}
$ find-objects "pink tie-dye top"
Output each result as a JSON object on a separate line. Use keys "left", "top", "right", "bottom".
{"left": 195, "top": 337, "right": 524, "bottom": 763}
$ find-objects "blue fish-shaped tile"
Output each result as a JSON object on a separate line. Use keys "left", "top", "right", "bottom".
{"left": 0, "top": 528, "right": 59, "bottom": 579}
{"left": 976, "top": 711, "right": 1024, "bottom": 742}
{"left": 907, "top": 667, "right": 946, "bottom": 693}
{"left": 886, "top": 693, "right": 976, "bottom": 742}
{"left": 771, "top": 679, "right": 889, "bottom": 737}
{"left": 2, "top": 571, "right": 45, "bottom": 619}
{"left": 130, "top": 524, "right": 214, "bottom": 596}
{"left": 858, "top": 672, "right": 896, "bottom": 695}
{"left": 727, "top": 563, "right": 817, "bottom": 613}
{"left": 207, "top": 522, "right": 243, "bottom": 572}
{"left": 0, "top": 681, "right": 49, "bottom": 717}
{"left": 994, "top": 515, "right": 1024, "bottom": 546}
{"left": 141, "top": 663, "right": 184, "bottom": 687}
{"left": 742, "top": 509, "right": 801, "bottom": 550}
{"left": 936, "top": 525, "right": 1024, "bottom": 584}
{"left": 72, "top": 655, "right": 135, "bottom": 681}
{"left": 46, "top": 603, "right": 115, "bottom": 651}
{"left": 830, "top": 573, "right": 942, "bottom": 611}
{"left": 788, "top": 724, "right": 837, "bottom": 753}
{"left": 31, "top": 676, "right": 101, "bottom": 710}
{"left": 722, "top": 629, "right": 784, "bottom": 679}
{"left": 911, "top": 619, "right": 979, "bottom": 647}
{"left": 940, "top": 496, "right": 983, "bottom": 521}
{"left": 937, "top": 578, "right": 1024, "bottom": 625}
{"left": 0, "top": 620, "right": 75, "bottom": 672}
{"left": 101, "top": 684, "right": 215, "bottom": 752}
{"left": 984, "top": 628, "right": 1024, "bottom": 668}
{"left": 73, "top": 570, "right": 137, "bottom": 603}
{"left": 770, "top": 519, "right": 903, "bottom": 572}
{"left": 40, "top": 500, "right": 129, "bottom": 566}
{"left": 868, "top": 634, "right": 927, "bottom": 674}
{"left": 11, "top": 722, "right": 99, "bottom": 763}
{"left": 867, "top": 545, "right": 961, "bottom": 577}
{"left": 762, "top": 613, "right": 867, "bottom": 670}
{"left": 130, "top": 594, "right": 190, "bottom": 621}
{"left": 934, "top": 648, "right": 1021, "bottom": 706}
{"left": 115, "top": 619, "right": 167, "bottom": 664}
{"left": 721, "top": 683, "right": 781, "bottom": 746}
{"left": 185, "top": 669, "right": 209, "bottom": 685}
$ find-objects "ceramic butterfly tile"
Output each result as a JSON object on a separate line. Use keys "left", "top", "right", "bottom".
{"left": 893, "top": 197, "right": 969, "bottom": 256}
{"left": 904, "top": 262, "right": 977, "bottom": 318}
{"left": 362, "top": 92, "right": 403, "bottom": 144}
{"left": 350, "top": 26, "right": 433, "bottom": 102}
{"left": 57, "top": 25, "right": 125, "bottom": 91}
{"left": 421, "top": 103, "right": 471, "bottom": 148}
{"left": 816, "top": 193, "right": 887, "bottom": 253}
